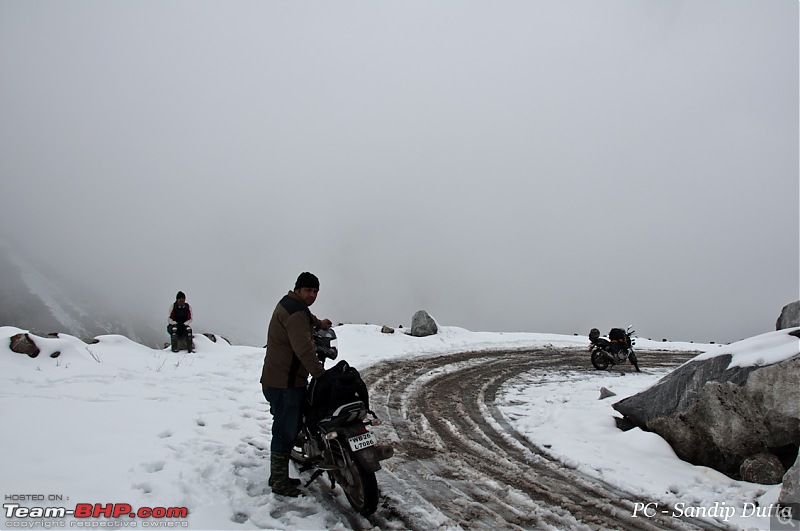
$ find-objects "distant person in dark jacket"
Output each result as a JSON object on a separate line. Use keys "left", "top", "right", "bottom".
{"left": 168, "top": 291, "right": 193, "bottom": 352}
{"left": 261, "top": 272, "right": 332, "bottom": 497}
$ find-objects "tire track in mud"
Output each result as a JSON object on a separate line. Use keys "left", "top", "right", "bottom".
{"left": 360, "top": 347, "right": 731, "bottom": 530}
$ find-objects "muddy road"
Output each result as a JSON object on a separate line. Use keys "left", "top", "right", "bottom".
{"left": 353, "top": 346, "right": 731, "bottom": 530}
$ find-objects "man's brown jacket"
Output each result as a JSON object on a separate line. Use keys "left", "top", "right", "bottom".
{"left": 260, "top": 291, "right": 326, "bottom": 388}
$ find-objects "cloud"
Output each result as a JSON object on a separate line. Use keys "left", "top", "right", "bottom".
{"left": 0, "top": 1, "right": 797, "bottom": 345}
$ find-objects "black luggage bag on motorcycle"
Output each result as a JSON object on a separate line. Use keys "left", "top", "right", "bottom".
{"left": 306, "top": 360, "right": 371, "bottom": 425}
{"left": 608, "top": 327, "right": 626, "bottom": 342}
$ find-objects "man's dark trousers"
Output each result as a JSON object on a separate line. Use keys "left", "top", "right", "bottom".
{"left": 263, "top": 387, "right": 305, "bottom": 453}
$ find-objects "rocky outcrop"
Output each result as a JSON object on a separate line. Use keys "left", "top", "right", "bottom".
{"left": 599, "top": 387, "right": 616, "bottom": 400}
{"left": 780, "top": 453, "right": 800, "bottom": 506}
{"left": 777, "top": 301, "right": 800, "bottom": 330}
{"left": 740, "top": 453, "right": 786, "bottom": 484}
{"left": 410, "top": 310, "right": 438, "bottom": 337}
{"left": 9, "top": 333, "right": 40, "bottom": 358}
{"left": 381, "top": 326, "right": 395, "bottom": 334}
{"left": 201, "top": 333, "right": 230, "bottom": 344}
{"left": 612, "top": 331, "right": 800, "bottom": 482}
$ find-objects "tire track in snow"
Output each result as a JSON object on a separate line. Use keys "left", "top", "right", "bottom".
{"left": 361, "top": 347, "right": 732, "bottom": 530}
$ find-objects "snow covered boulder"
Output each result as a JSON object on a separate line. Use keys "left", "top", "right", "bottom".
{"left": 201, "top": 333, "right": 231, "bottom": 345}
{"left": 777, "top": 300, "right": 800, "bottom": 330}
{"left": 612, "top": 329, "right": 800, "bottom": 482}
{"left": 9, "top": 333, "right": 40, "bottom": 358}
{"left": 410, "top": 310, "right": 438, "bottom": 337}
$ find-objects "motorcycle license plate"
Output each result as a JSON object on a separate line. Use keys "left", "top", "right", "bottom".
{"left": 347, "top": 432, "right": 376, "bottom": 452}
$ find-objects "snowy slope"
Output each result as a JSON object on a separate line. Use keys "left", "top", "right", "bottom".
{"left": 1, "top": 325, "right": 796, "bottom": 530}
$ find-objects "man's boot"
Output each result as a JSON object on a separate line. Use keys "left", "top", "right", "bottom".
{"left": 269, "top": 452, "right": 301, "bottom": 497}
{"left": 269, "top": 432, "right": 303, "bottom": 487}
{"left": 268, "top": 475, "right": 301, "bottom": 487}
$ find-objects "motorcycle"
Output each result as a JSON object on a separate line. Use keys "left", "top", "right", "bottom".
{"left": 589, "top": 325, "right": 640, "bottom": 372}
{"left": 290, "top": 328, "right": 393, "bottom": 516}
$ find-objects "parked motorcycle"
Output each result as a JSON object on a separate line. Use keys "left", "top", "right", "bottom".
{"left": 290, "top": 328, "right": 393, "bottom": 516}
{"left": 589, "top": 325, "right": 640, "bottom": 372}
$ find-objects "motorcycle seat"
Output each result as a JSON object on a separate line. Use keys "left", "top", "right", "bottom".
{"left": 317, "top": 401, "right": 368, "bottom": 428}
{"left": 591, "top": 337, "right": 611, "bottom": 348}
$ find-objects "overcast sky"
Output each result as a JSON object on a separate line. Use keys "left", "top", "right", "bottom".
{"left": 1, "top": 1, "right": 797, "bottom": 345}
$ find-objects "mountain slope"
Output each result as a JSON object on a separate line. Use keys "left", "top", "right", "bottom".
{"left": 0, "top": 243, "right": 164, "bottom": 346}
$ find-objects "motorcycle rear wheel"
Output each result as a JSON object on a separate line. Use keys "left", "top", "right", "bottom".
{"left": 289, "top": 446, "right": 307, "bottom": 465}
{"left": 335, "top": 453, "right": 379, "bottom": 516}
{"left": 591, "top": 349, "right": 609, "bottom": 370}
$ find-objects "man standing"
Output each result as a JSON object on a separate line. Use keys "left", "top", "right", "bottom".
{"left": 168, "top": 291, "right": 193, "bottom": 352}
{"left": 261, "top": 272, "right": 332, "bottom": 497}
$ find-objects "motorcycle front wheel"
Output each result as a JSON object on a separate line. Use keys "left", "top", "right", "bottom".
{"left": 629, "top": 351, "right": 641, "bottom": 372}
{"left": 591, "top": 349, "right": 609, "bottom": 370}
{"left": 334, "top": 450, "right": 379, "bottom": 516}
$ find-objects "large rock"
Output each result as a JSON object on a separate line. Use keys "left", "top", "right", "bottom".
{"left": 780, "top": 452, "right": 800, "bottom": 506}
{"left": 612, "top": 331, "right": 800, "bottom": 481}
{"left": 777, "top": 301, "right": 800, "bottom": 330}
{"left": 9, "top": 333, "right": 40, "bottom": 358}
{"left": 740, "top": 453, "right": 786, "bottom": 485}
{"left": 410, "top": 310, "right": 438, "bottom": 337}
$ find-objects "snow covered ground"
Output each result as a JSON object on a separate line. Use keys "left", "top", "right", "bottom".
{"left": 1, "top": 324, "right": 796, "bottom": 530}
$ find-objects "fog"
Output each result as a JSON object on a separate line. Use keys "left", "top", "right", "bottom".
{"left": 1, "top": 1, "right": 797, "bottom": 346}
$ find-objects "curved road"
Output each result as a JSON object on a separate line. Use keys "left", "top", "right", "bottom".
{"left": 352, "top": 347, "right": 732, "bottom": 531}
